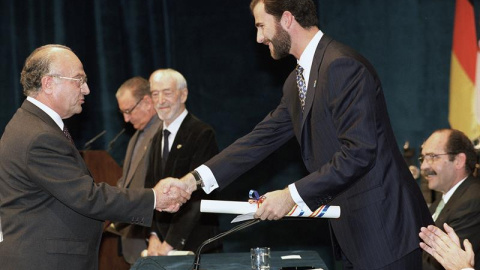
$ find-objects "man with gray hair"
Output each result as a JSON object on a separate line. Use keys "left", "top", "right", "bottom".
{"left": 145, "top": 68, "right": 221, "bottom": 256}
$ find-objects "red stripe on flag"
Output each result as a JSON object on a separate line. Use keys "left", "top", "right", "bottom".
{"left": 452, "top": 0, "right": 477, "bottom": 82}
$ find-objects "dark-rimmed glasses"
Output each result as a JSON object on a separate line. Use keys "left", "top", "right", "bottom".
{"left": 120, "top": 98, "right": 143, "bottom": 115}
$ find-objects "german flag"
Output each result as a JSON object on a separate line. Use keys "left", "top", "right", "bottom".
{"left": 449, "top": 0, "right": 480, "bottom": 139}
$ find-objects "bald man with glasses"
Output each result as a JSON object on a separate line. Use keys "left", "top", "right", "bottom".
{"left": 0, "top": 45, "right": 190, "bottom": 270}
{"left": 420, "top": 129, "right": 480, "bottom": 270}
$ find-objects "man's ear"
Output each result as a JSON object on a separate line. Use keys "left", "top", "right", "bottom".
{"left": 281, "top": 11, "right": 294, "bottom": 29}
{"left": 454, "top": 153, "right": 467, "bottom": 170}
{"left": 41, "top": 76, "right": 54, "bottom": 94}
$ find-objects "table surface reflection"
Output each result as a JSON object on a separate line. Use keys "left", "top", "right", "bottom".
{"left": 131, "top": 250, "right": 328, "bottom": 270}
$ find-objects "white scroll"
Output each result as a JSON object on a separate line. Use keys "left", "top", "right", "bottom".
{"left": 200, "top": 200, "right": 340, "bottom": 223}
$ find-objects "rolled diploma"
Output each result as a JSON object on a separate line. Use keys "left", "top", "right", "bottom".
{"left": 201, "top": 200, "right": 340, "bottom": 218}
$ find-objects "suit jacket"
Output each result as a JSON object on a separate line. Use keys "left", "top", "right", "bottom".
{"left": 145, "top": 113, "right": 221, "bottom": 253}
{"left": 423, "top": 176, "right": 480, "bottom": 270}
{"left": 114, "top": 116, "right": 161, "bottom": 264}
{"left": 204, "top": 35, "right": 433, "bottom": 268}
{"left": 0, "top": 100, "right": 154, "bottom": 270}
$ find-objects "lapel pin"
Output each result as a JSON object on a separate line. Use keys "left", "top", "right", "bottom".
{"left": 313, "top": 80, "right": 317, "bottom": 87}
{"left": 177, "top": 144, "right": 182, "bottom": 149}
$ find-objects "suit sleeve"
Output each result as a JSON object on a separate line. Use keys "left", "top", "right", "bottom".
{"left": 164, "top": 127, "right": 218, "bottom": 250}
{"left": 295, "top": 58, "right": 380, "bottom": 207}
{"left": 26, "top": 132, "right": 154, "bottom": 226}
{"left": 205, "top": 96, "right": 295, "bottom": 188}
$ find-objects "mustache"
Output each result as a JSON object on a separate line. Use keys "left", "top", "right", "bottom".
{"left": 421, "top": 168, "right": 437, "bottom": 177}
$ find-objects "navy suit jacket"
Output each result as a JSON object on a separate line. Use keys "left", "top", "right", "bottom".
{"left": 145, "top": 113, "right": 220, "bottom": 252}
{"left": 0, "top": 100, "right": 154, "bottom": 270}
{"left": 205, "top": 35, "right": 433, "bottom": 268}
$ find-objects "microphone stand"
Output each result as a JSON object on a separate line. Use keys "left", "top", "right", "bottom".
{"left": 83, "top": 130, "right": 106, "bottom": 150}
{"left": 192, "top": 218, "right": 260, "bottom": 270}
{"left": 107, "top": 128, "right": 125, "bottom": 152}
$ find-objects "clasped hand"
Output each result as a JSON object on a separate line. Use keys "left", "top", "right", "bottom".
{"left": 153, "top": 177, "right": 191, "bottom": 213}
{"left": 254, "top": 188, "right": 295, "bottom": 220}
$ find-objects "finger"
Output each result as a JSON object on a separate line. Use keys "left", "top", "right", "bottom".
{"left": 443, "top": 223, "right": 461, "bottom": 246}
{"left": 419, "top": 242, "right": 434, "bottom": 255}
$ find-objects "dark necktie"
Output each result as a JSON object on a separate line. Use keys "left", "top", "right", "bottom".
{"left": 162, "top": 129, "right": 171, "bottom": 170}
{"left": 63, "top": 126, "right": 74, "bottom": 144}
{"left": 296, "top": 65, "right": 307, "bottom": 111}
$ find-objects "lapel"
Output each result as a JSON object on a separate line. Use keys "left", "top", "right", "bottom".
{"left": 164, "top": 113, "right": 192, "bottom": 174}
{"left": 436, "top": 176, "right": 474, "bottom": 223}
{"left": 300, "top": 35, "right": 333, "bottom": 131}
{"left": 22, "top": 100, "right": 93, "bottom": 177}
{"left": 124, "top": 116, "right": 161, "bottom": 187}
{"left": 22, "top": 100, "right": 64, "bottom": 138}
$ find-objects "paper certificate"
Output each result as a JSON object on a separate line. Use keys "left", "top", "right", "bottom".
{"left": 200, "top": 200, "right": 340, "bottom": 223}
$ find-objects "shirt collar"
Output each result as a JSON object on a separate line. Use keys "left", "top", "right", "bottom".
{"left": 442, "top": 176, "right": 468, "bottom": 204}
{"left": 27, "top": 96, "right": 64, "bottom": 130}
{"left": 162, "top": 109, "right": 188, "bottom": 136}
{"left": 297, "top": 30, "right": 324, "bottom": 86}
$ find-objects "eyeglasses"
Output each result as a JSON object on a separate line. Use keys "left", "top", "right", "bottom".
{"left": 48, "top": 74, "right": 88, "bottom": 88}
{"left": 418, "top": 152, "right": 456, "bottom": 164}
{"left": 120, "top": 98, "right": 143, "bottom": 115}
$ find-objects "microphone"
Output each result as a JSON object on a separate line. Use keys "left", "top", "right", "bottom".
{"left": 83, "top": 130, "right": 106, "bottom": 150}
{"left": 107, "top": 128, "right": 125, "bottom": 152}
{"left": 192, "top": 219, "right": 260, "bottom": 270}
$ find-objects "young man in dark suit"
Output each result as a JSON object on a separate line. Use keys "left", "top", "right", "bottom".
{"left": 420, "top": 129, "right": 480, "bottom": 270}
{"left": 0, "top": 45, "right": 189, "bottom": 270}
{"left": 145, "top": 69, "right": 221, "bottom": 256}
{"left": 176, "top": 0, "right": 433, "bottom": 269}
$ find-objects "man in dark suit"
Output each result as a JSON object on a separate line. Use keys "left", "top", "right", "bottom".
{"left": 145, "top": 69, "right": 220, "bottom": 256}
{"left": 420, "top": 129, "right": 480, "bottom": 270}
{"left": 112, "top": 76, "right": 161, "bottom": 264}
{"left": 0, "top": 44, "right": 190, "bottom": 270}
{"left": 177, "top": 0, "right": 433, "bottom": 269}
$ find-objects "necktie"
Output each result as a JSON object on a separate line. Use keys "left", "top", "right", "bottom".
{"left": 296, "top": 65, "right": 307, "bottom": 111}
{"left": 432, "top": 198, "right": 445, "bottom": 221}
{"left": 162, "top": 129, "right": 171, "bottom": 170}
{"left": 63, "top": 126, "right": 74, "bottom": 144}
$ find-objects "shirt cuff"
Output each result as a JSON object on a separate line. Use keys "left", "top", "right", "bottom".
{"left": 152, "top": 189, "right": 156, "bottom": 209}
{"left": 288, "top": 183, "right": 313, "bottom": 214}
{"left": 196, "top": 165, "right": 219, "bottom": 194}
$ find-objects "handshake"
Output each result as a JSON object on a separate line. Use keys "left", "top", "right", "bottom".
{"left": 152, "top": 174, "right": 197, "bottom": 213}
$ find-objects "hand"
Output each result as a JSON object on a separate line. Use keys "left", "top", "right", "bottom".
{"left": 180, "top": 173, "right": 197, "bottom": 194}
{"left": 147, "top": 234, "right": 162, "bottom": 256}
{"left": 153, "top": 177, "right": 191, "bottom": 213}
{"left": 147, "top": 235, "right": 174, "bottom": 256}
{"left": 254, "top": 188, "right": 295, "bottom": 220}
{"left": 419, "top": 223, "right": 475, "bottom": 270}
{"left": 157, "top": 241, "right": 174, "bottom": 256}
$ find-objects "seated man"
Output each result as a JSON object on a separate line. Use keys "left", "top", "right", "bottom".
{"left": 420, "top": 129, "right": 480, "bottom": 269}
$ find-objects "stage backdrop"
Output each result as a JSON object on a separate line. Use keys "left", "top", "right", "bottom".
{"left": 0, "top": 0, "right": 474, "bottom": 269}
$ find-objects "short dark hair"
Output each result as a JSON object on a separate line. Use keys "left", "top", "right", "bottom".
{"left": 441, "top": 129, "right": 478, "bottom": 175}
{"left": 250, "top": 0, "right": 318, "bottom": 28}
{"left": 20, "top": 44, "right": 72, "bottom": 97}
{"left": 116, "top": 76, "right": 150, "bottom": 100}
